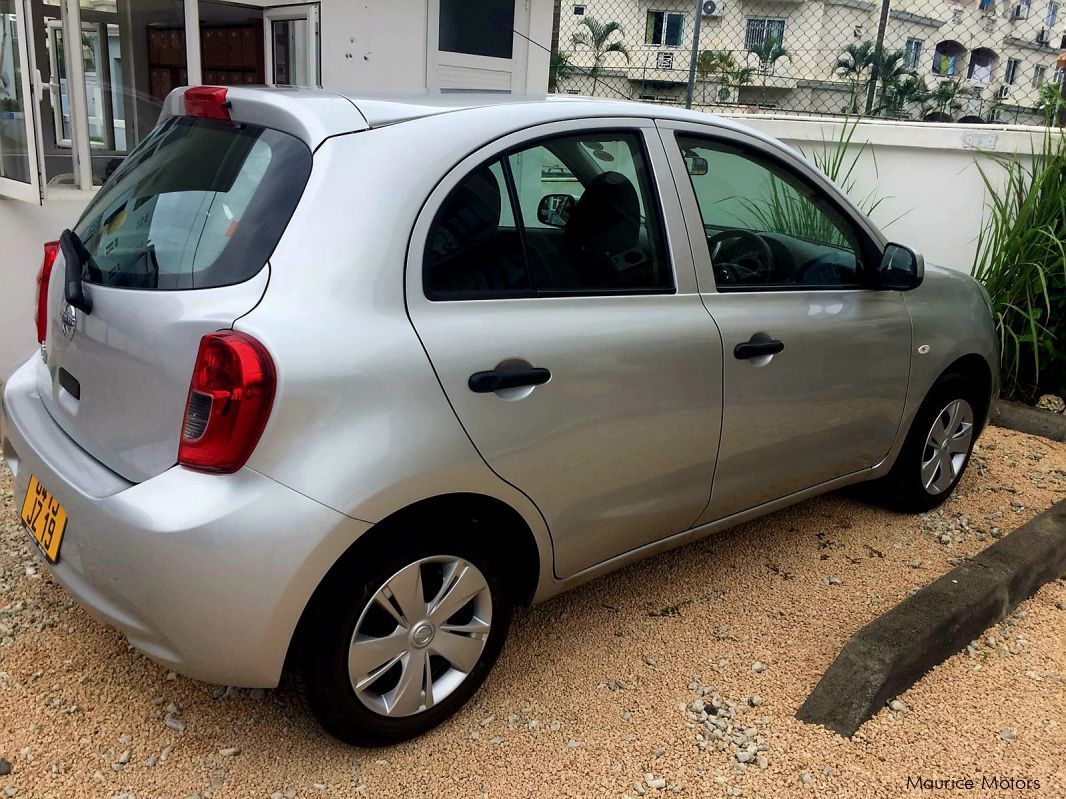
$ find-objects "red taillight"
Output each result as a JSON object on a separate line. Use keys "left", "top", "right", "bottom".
{"left": 36, "top": 241, "right": 60, "bottom": 344}
{"left": 184, "top": 86, "right": 230, "bottom": 120}
{"left": 178, "top": 331, "right": 275, "bottom": 474}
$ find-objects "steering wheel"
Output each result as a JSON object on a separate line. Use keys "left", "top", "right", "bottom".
{"left": 707, "top": 229, "right": 774, "bottom": 285}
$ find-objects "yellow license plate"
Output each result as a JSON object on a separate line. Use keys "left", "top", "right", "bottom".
{"left": 20, "top": 475, "right": 68, "bottom": 564}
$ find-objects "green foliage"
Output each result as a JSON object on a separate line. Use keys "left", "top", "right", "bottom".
{"left": 1037, "top": 81, "right": 1065, "bottom": 128}
{"left": 743, "top": 116, "right": 894, "bottom": 247}
{"left": 549, "top": 49, "right": 574, "bottom": 92}
{"left": 748, "top": 35, "right": 789, "bottom": 76}
{"left": 973, "top": 131, "right": 1066, "bottom": 399}
{"left": 571, "top": 16, "right": 629, "bottom": 93}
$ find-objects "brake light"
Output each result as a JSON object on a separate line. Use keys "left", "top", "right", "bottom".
{"left": 184, "top": 86, "right": 230, "bottom": 120}
{"left": 178, "top": 331, "right": 275, "bottom": 473}
{"left": 36, "top": 241, "right": 59, "bottom": 344}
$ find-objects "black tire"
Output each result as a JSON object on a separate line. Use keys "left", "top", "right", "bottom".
{"left": 867, "top": 372, "right": 982, "bottom": 513}
{"left": 292, "top": 523, "right": 512, "bottom": 746}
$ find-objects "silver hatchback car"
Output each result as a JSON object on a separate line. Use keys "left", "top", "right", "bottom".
{"left": 2, "top": 87, "right": 997, "bottom": 745}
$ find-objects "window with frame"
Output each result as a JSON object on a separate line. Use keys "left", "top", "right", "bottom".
{"left": 438, "top": 0, "right": 515, "bottom": 59}
{"left": 1005, "top": 57, "right": 1021, "bottom": 84}
{"left": 675, "top": 134, "right": 868, "bottom": 291}
{"left": 573, "top": 4, "right": 585, "bottom": 15}
{"left": 1047, "top": 0, "right": 1059, "bottom": 27}
{"left": 744, "top": 18, "right": 785, "bottom": 51}
{"left": 646, "top": 11, "right": 685, "bottom": 47}
{"left": 1035, "top": 64, "right": 1047, "bottom": 85}
{"left": 424, "top": 132, "right": 672, "bottom": 299}
{"left": 904, "top": 38, "right": 923, "bottom": 70}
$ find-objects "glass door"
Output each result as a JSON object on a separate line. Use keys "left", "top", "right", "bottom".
{"left": 264, "top": 4, "right": 318, "bottom": 86}
{"left": 0, "top": 0, "right": 41, "bottom": 202}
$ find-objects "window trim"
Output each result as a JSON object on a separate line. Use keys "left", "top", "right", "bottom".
{"left": 669, "top": 130, "right": 883, "bottom": 294}
{"left": 646, "top": 10, "right": 686, "bottom": 47}
{"left": 422, "top": 126, "right": 677, "bottom": 302}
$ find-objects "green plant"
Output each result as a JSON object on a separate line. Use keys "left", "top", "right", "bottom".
{"left": 871, "top": 49, "right": 914, "bottom": 114}
{"left": 879, "top": 73, "right": 927, "bottom": 119}
{"left": 570, "top": 16, "right": 629, "bottom": 94}
{"left": 921, "top": 79, "right": 965, "bottom": 120}
{"left": 748, "top": 35, "right": 789, "bottom": 78}
{"left": 1037, "top": 80, "right": 1065, "bottom": 128}
{"left": 973, "top": 130, "right": 1066, "bottom": 399}
{"left": 549, "top": 49, "right": 574, "bottom": 92}
{"left": 696, "top": 49, "right": 734, "bottom": 80}
{"left": 742, "top": 115, "right": 896, "bottom": 246}
{"left": 718, "top": 65, "right": 755, "bottom": 102}
{"left": 836, "top": 41, "right": 876, "bottom": 114}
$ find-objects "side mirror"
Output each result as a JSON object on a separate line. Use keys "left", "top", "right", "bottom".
{"left": 537, "top": 193, "right": 576, "bottom": 227}
{"left": 685, "top": 154, "right": 709, "bottom": 176}
{"left": 878, "top": 242, "right": 924, "bottom": 291}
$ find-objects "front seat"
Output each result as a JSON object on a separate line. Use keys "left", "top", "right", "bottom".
{"left": 564, "top": 171, "right": 641, "bottom": 287}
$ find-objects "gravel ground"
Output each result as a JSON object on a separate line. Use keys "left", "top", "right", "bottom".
{"left": 0, "top": 425, "right": 1064, "bottom": 799}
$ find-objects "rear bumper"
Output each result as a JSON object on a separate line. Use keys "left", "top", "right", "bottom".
{"left": 1, "top": 357, "right": 370, "bottom": 687}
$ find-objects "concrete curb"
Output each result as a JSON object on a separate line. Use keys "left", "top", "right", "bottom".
{"left": 796, "top": 501, "right": 1066, "bottom": 738}
{"left": 991, "top": 400, "right": 1066, "bottom": 443}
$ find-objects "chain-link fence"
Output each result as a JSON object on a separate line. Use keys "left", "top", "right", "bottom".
{"left": 547, "top": 0, "right": 1066, "bottom": 125}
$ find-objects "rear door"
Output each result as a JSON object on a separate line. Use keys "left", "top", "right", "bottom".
{"left": 660, "top": 120, "right": 911, "bottom": 522}
{"left": 38, "top": 112, "right": 312, "bottom": 482}
{"left": 407, "top": 118, "right": 724, "bottom": 579}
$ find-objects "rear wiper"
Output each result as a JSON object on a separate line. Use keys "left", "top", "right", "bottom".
{"left": 59, "top": 229, "right": 94, "bottom": 315}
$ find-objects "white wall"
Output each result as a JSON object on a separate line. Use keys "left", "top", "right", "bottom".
{"left": 735, "top": 114, "right": 1055, "bottom": 271}
{"left": 0, "top": 190, "right": 92, "bottom": 381}
{"left": 2, "top": 114, "right": 1056, "bottom": 378}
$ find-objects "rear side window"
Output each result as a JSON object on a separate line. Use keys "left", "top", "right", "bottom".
{"left": 424, "top": 131, "right": 672, "bottom": 299}
{"left": 74, "top": 116, "right": 311, "bottom": 290}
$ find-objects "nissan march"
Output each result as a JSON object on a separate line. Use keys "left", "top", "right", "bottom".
{"left": 1, "top": 87, "right": 998, "bottom": 745}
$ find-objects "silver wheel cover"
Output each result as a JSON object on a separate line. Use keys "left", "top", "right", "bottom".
{"left": 921, "top": 398, "right": 974, "bottom": 496}
{"left": 348, "top": 556, "right": 492, "bottom": 717}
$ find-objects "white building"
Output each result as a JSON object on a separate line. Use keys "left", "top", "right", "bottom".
{"left": 0, "top": 0, "right": 554, "bottom": 205}
{"left": 555, "top": 0, "right": 1064, "bottom": 124}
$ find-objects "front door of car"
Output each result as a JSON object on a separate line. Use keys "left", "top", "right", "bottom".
{"left": 660, "top": 121, "right": 912, "bottom": 523}
{"left": 406, "top": 119, "right": 724, "bottom": 579}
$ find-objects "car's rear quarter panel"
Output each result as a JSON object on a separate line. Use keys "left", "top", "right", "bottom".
{"left": 234, "top": 114, "right": 556, "bottom": 586}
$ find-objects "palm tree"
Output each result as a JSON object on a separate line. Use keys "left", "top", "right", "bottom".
{"left": 871, "top": 49, "right": 915, "bottom": 115}
{"left": 922, "top": 79, "right": 966, "bottom": 120}
{"left": 571, "top": 17, "right": 630, "bottom": 95}
{"left": 549, "top": 49, "right": 575, "bottom": 92}
{"left": 880, "top": 73, "right": 927, "bottom": 118}
{"left": 835, "top": 41, "right": 876, "bottom": 113}
{"left": 696, "top": 49, "right": 735, "bottom": 104}
{"left": 719, "top": 65, "right": 756, "bottom": 103}
{"left": 696, "top": 49, "right": 735, "bottom": 80}
{"left": 748, "top": 35, "right": 789, "bottom": 80}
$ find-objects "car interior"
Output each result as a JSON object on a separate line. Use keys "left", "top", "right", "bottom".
{"left": 675, "top": 136, "right": 868, "bottom": 290}
{"left": 424, "top": 133, "right": 671, "bottom": 298}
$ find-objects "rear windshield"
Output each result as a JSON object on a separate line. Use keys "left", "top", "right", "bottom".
{"left": 74, "top": 116, "right": 311, "bottom": 290}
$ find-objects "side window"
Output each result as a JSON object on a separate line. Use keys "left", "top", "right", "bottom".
{"left": 676, "top": 134, "right": 866, "bottom": 291}
{"left": 424, "top": 131, "right": 672, "bottom": 299}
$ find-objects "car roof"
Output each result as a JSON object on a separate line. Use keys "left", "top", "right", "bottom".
{"left": 163, "top": 86, "right": 769, "bottom": 150}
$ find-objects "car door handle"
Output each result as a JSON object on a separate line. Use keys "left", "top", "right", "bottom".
{"left": 469, "top": 367, "right": 552, "bottom": 393}
{"left": 733, "top": 339, "right": 784, "bottom": 360}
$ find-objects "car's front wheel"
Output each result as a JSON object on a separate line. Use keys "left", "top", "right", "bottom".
{"left": 869, "top": 372, "right": 981, "bottom": 513}
{"left": 293, "top": 526, "right": 512, "bottom": 746}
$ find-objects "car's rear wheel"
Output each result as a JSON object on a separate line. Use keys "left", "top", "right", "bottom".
{"left": 867, "top": 372, "right": 980, "bottom": 513}
{"left": 293, "top": 526, "right": 512, "bottom": 746}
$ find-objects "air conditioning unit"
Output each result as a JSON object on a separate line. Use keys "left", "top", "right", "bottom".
{"left": 656, "top": 52, "right": 675, "bottom": 70}
{"left": 701, "top": 0, "right": 723, "bottom": 18}
{"left": 1037, "top": 27, "right": 1051, "bottom": 44}
{"left": 997, "top": 84, "right": 1012, "bottom": 98}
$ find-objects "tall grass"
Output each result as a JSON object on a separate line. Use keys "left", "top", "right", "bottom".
{"left": 972, "top": 129, "right": 1066, "bottom": 400}
{"left": 744, "top": 115, "right": 897, "bottom": 247}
